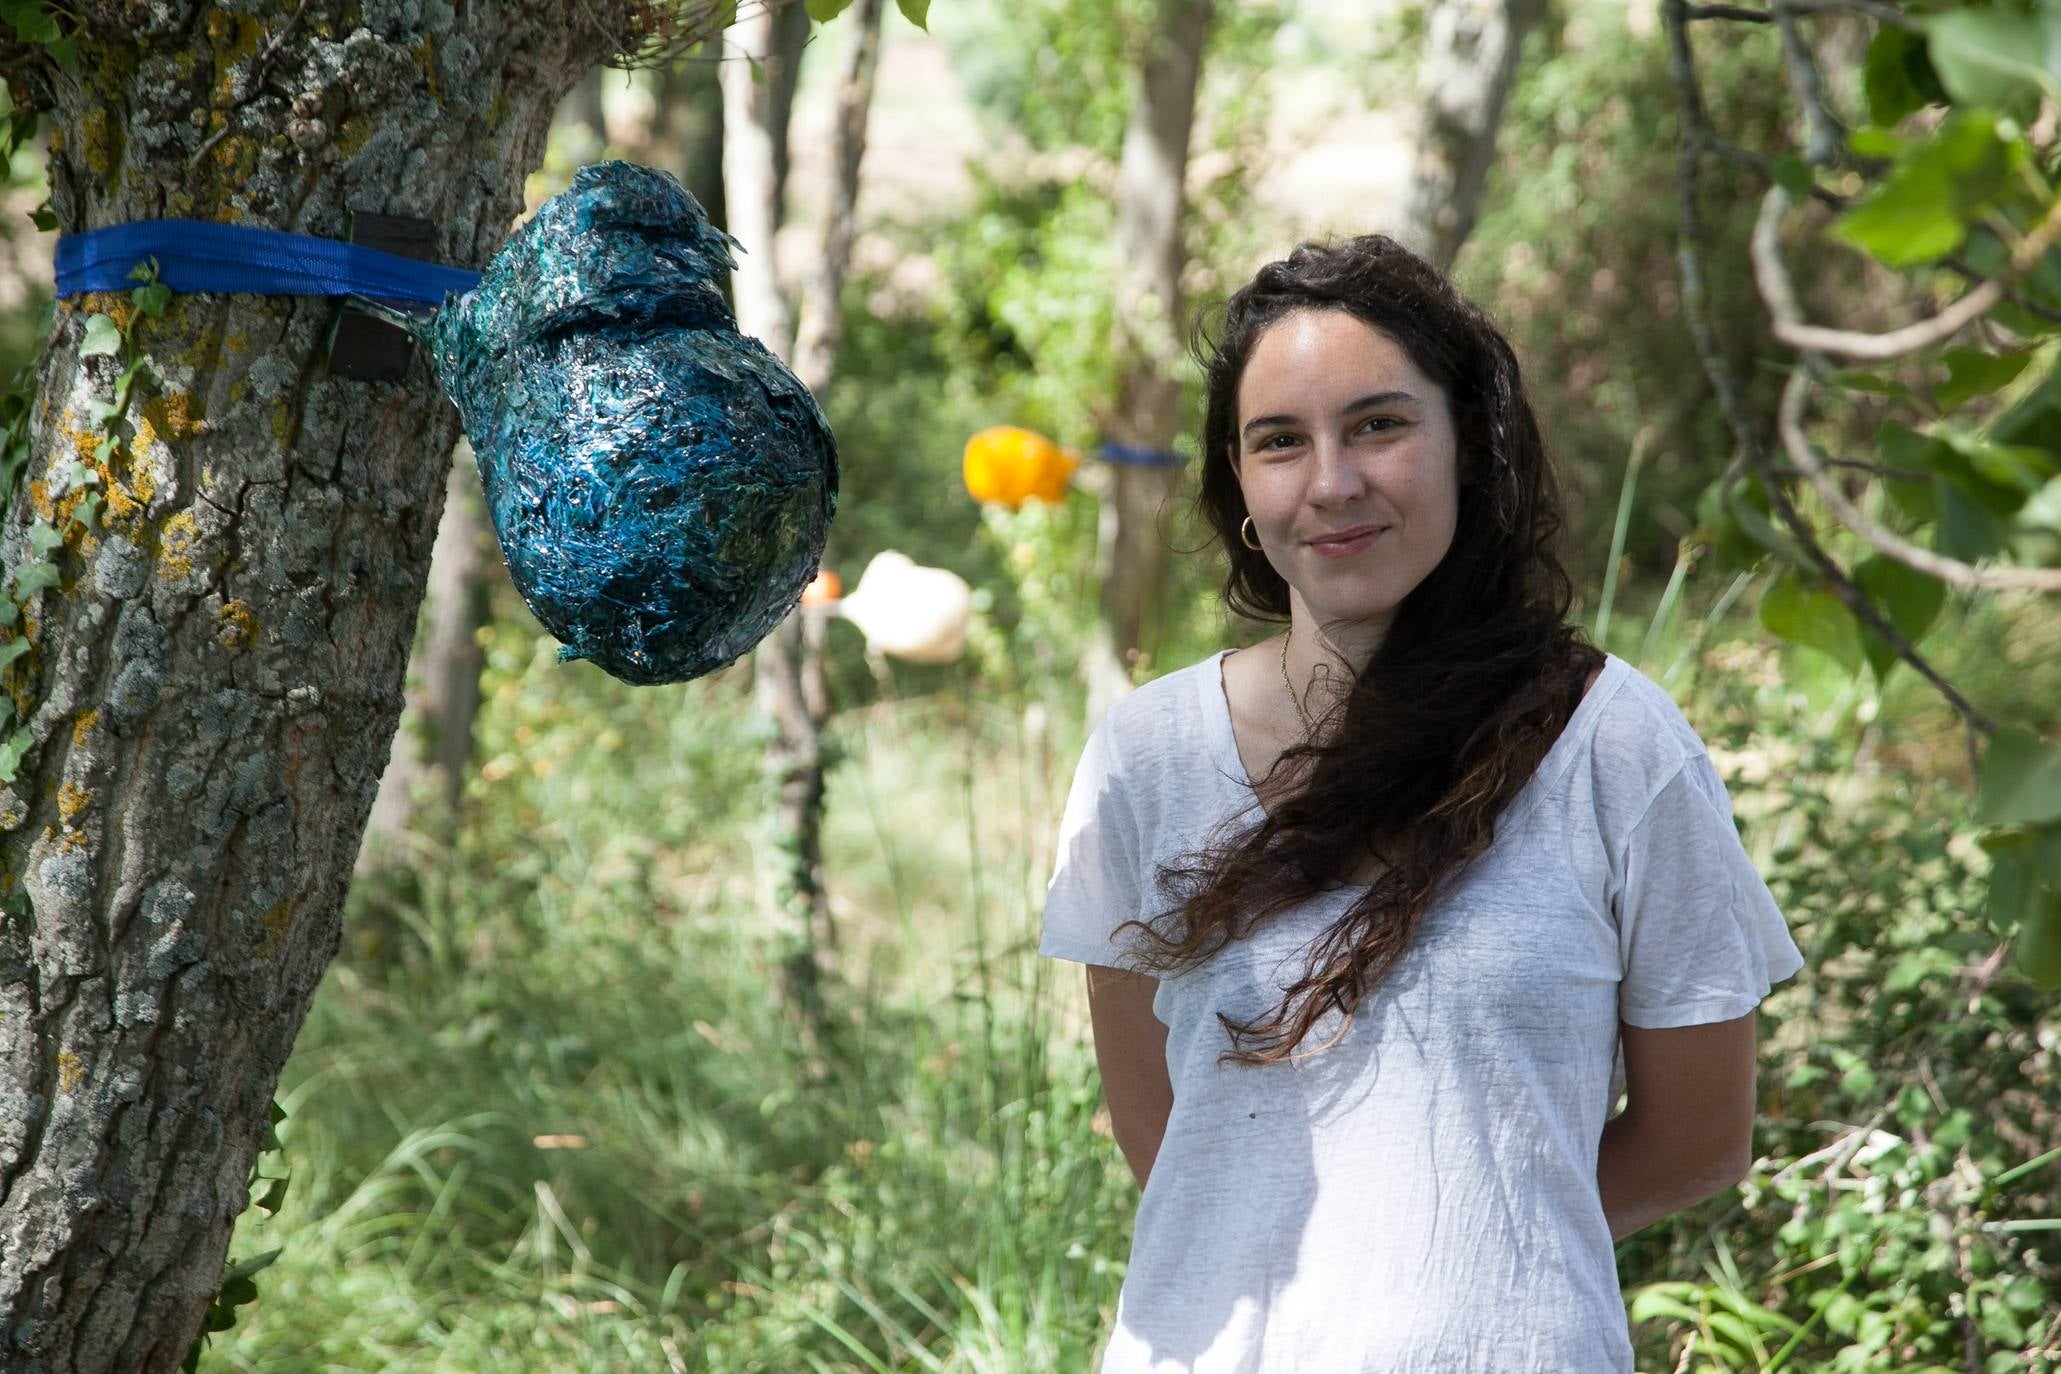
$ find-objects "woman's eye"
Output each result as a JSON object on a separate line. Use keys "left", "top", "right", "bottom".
{"left": 1360, "top": 416, "right": 1398, "bottom": 434}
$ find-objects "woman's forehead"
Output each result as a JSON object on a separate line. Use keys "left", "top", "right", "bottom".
{"left": 1238, "top": 311, "right": 1438, "bottom": 415}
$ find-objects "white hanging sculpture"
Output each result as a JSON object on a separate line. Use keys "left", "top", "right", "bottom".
{"left": 829, "top": 550, "right": 972, "bottom": 664}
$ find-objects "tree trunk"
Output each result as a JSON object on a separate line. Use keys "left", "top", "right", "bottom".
{"left": 726, "top": 0, "right": 882, "bottom": 1059}
{"left": 717, "top": 2, "right": 809, "bottom": 361}
{"left": 0, "top": 4, "right": 640, "bottom": 1367}
{"left": 1399, "top": 0, "right": 1550, "bottom": 272}
{"left": 355, "top": 441, "right": 493, "bottom": 878}
{"left": 652, "top": 52, "right": 727, "bottom": 248}
{"left": 1086, "top": 0, "right": 1214, "bottom": 726}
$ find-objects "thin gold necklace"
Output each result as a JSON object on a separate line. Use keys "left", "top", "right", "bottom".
{"left": 1279, "top": 627, "right": 1315, "bottom": 734}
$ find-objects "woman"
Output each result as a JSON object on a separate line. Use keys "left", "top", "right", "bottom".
{"left": 1039, "top": 236, "right": 1804, "bottom": 1372}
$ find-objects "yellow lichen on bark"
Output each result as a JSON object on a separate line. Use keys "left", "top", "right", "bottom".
{"left": 157, "top": 510, "right": 200, "bottom": 582}
{"left": 257, "top": 898, "right": 293, "bottom": 956}
{"left": 56, "top": 782, "right": 90, "bottom": 825}
{"left": 56, "top": 1052, "right": 83, "bottom": 1093}
{"left": 71, "top": 709, "right": 98, "bottom": 749}
{"left": 218, "top": 600, "right": 260, "bottom": 649}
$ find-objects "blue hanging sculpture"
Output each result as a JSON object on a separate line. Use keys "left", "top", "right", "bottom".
{"left": 424, "top": 161, "right": 839, "bottom": 685}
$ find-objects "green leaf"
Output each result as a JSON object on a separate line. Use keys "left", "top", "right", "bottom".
{"left": 222, "top": 1248, "right": 282, "bottom": 1284}
{"left": 8, "top": 560, "right": 58, "bottom": 598}
{"left": 45, "top": 34, "right": 73, "bottom": 69}
{"left": 1979, "top": 726, "right": 2061, "bottom": 826}
{"left": 78, "top": 313, "right": 121, "bottom": 358}
{"left": 253, "top": 1173, "right": 289, "bottom": 1213}
{"left": 1853, "top": 555, "right": 1947, "bottom": 683}
{"left": 2013, "top": 886, "right": 2061, "bottom": 988}
{"left": 1937, "top": 480, "right": 2011, "bottom": 559}
{"left": 1831, "top": 112, "right": 2017, "bottom": 268}
{"left": 132, "top": 281, "right": 170, "bottom": 320}
{"left": 1939, "top": 430, "right": 2056, "bottom": 496}
{"left": 124, "top": 257, "right": 158, "bottom": 284}
{"left": 1938, "top": 347, "right": 2033, "bottom": 413}
{"left": 805, "top": 0, "right": 857, "bottom": 18}
{"left": 1835, "top": 367, "right": 1928, "bottom": 409}
{"left": 0, "top": 639, "right": 29, "bottom": 671}
{"left": 2, "top": 4, "right": 60, "bottom": 44}
{"left": 0, "top": 725, "right": 31, "bottom": 785}
{"left": 1924, "top": 6, "right": 2061, "bottom": 112}
{"left": 896, "top": 0, "right": 929, "bottom": 30}
{"left": 1769, "top": 153, "right": 1814, "bottom": 201}
{"left": 1759, "top": 570, "right": 1863, "bottom": 671}
{"left": 26, "top": 521, "right": 61, "bottom": 556}
{"left": 1865, "top": 26, "right": 1946, "bottom": 127}
{"left": 28, "top": 201, "right": 54, "bottom": 232}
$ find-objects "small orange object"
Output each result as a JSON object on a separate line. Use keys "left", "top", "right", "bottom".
{"left": 801, "top": 568, "right": 841, "bottom": 606}
{"left": 963, "top": 425, "right": 1079, "bottom": 510}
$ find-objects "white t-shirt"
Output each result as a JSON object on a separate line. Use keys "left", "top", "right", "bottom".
{"left": 1039, "top": 649, "right": 1806, "bottom": 1374}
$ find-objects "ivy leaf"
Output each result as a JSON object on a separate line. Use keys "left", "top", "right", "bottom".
{"left": 27, "top": 201, "right": 54, "bottom": 232}
{"left": 896, "top": 0, "right": 929, "bottom": 31}
{"left": 1852, "top": 555, "right": 1946, "bottom": 683}
{"left": 132, "top": 282, "right": 171, "bottom": 320}
{"left": 78, "top": 313, "right": 121, "bottom": 358}
{"left": 26, "top": 520, "right": 61, "bottom": 556}
{"left": 1, "top": 3, "right": 61, "bottom": 44}
{"left": 0, "top": 638, "right": 29, "bottom": 671}
{"left": 1937, "top": 347, "right": 2033, "bottom": 413}
{"left": 8, "top": 560, "right": 59, "bottom": 598}
{"left": 1759, "top": 570, "right": 1863, "bottom": 672}
{"left": 1979, "top": 725, "right": 2061, "bottom": 826}
{"left": 0, "top": 726, "right": 31, "bottom": 785}
{"left": 1834, "top": 367, "right": 1929, "bottom": 410}
{"left": 805, "top": 0, "right": 857, "bottom": 18}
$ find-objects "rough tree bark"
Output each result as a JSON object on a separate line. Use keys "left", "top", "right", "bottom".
{"left": 1085, "top": 0, "right": 1215, "bottom": 725}
{"left": 0, "top": 3, "right": 689, "bottom": 1367}
{"left": 723, "top": 0, "right": 882, "bottom": 1055}
{"left": 1399, "top": 0, "right": 1550, "bottom": 271}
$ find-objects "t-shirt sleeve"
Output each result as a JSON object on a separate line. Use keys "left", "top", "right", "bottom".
{"left": 1038, "top": 713, "right": 1155, "bottom": 973}
{"left": 1614, "top": 752, "right": 1806, "bottom": 1029}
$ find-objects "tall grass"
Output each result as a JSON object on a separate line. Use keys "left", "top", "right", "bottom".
{"left": 207, "top": 487, "right": 2061, "bottom": 1370}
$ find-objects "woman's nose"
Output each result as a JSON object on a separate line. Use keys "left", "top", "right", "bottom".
{"left": 1306, "top": 437, "right": 1368, "bottom": 505}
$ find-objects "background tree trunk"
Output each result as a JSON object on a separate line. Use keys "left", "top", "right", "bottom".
{"left": 1085, "top": 0, "right": 1215, "bottom": 725}
{"left": 1399, "top": 0, "right": 1550, "bottom": 271}
{"left": 725, "top": 0, "right": 882, "bottom": 1059}
{"left": 354, "top": 442, "right": 493, "bottom": 878}
{"left": 0, "top": 3, "right": 644, "bottom": 1366}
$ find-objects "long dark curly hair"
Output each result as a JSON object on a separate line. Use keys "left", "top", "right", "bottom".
{"left": 1112, "top": 234, "right": 1605, "bottom": 1066}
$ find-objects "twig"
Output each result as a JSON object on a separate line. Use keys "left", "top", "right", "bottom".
{"left": 1753, "top": 185, "right": 2061, "bottom": 360}
{"left": 1775, "top": 366, "right": 2061, "bottom": 593}
{"left": 1663, "top": 0, "right": 2003, "bottom": 740}
{"left": 1774, "top": 8, "right": 1842, "bottom": 166}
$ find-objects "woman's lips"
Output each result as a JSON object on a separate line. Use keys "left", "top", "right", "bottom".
{"left": 1306, "top": 525, "right": 1387, "bottom": 557}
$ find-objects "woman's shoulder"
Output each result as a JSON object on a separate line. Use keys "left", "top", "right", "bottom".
{"left": 1579, "top": 656, "right": 1717, "bottom": 800}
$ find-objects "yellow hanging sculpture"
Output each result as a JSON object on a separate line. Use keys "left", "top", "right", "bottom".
{"left": 962, "top": 425, "right": 1078, "bottom": 509}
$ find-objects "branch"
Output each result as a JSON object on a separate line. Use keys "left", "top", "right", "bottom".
{"left": 1774, "top": 7, "right": 1842, "bottom": 166}
{"left": 1774, "top": 367, "right": 2061, "bottom": 593}
{"left": 1687, "top": 0, "right": 1918, "bottom": 27}
{"left": 1753, "top": 185, "right": 2061, "bottom": 360}
{"left": 1662, "top": 0, "right": 2000, "bottom": 741}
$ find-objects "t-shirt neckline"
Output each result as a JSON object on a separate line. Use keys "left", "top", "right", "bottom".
{"left": 1204, "top": 646, "right": 1630, "bottom": 885}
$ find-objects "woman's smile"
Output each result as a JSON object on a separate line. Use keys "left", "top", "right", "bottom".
{"left": 1305, "top": 523, "right": 1389, "bottom": 557}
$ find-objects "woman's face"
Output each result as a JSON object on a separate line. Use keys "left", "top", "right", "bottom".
{"left": 1232, "top": 308, "right": 1461, "bottom": 643}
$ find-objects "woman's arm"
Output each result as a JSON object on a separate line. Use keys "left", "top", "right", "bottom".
{"left": 1597, "top": 1011, "right": 1759, "bottom": 1241}
{"left": 1086, "top": 964, "right": 1173, "bottom": 1190}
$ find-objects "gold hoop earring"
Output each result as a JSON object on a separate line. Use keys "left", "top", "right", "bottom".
{"left": 1239, "top": 516, "right": 1262, "bottom": 551}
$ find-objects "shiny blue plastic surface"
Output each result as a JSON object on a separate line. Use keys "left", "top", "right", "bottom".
{"left": 427, "top": 161, "right": 839, "bottom": 685}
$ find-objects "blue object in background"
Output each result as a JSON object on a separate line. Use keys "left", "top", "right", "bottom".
{"left": 426, "top": 161, "right": 839, "bottom": 686}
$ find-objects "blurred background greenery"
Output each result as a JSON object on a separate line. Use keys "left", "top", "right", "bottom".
{"left": 4, "top": 0, "right": 2057, "bottom": 1368}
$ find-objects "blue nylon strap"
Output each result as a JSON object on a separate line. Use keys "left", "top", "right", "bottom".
{"left": 1096, "top": 438, "right": 1184, "bottom": 468}
{"left": 54, "top": 220, "right": 482, "bottom": 310}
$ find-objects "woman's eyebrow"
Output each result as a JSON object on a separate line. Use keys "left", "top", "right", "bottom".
{"left": 1241, "top": 391, "right": 1420, "bottom": 438}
